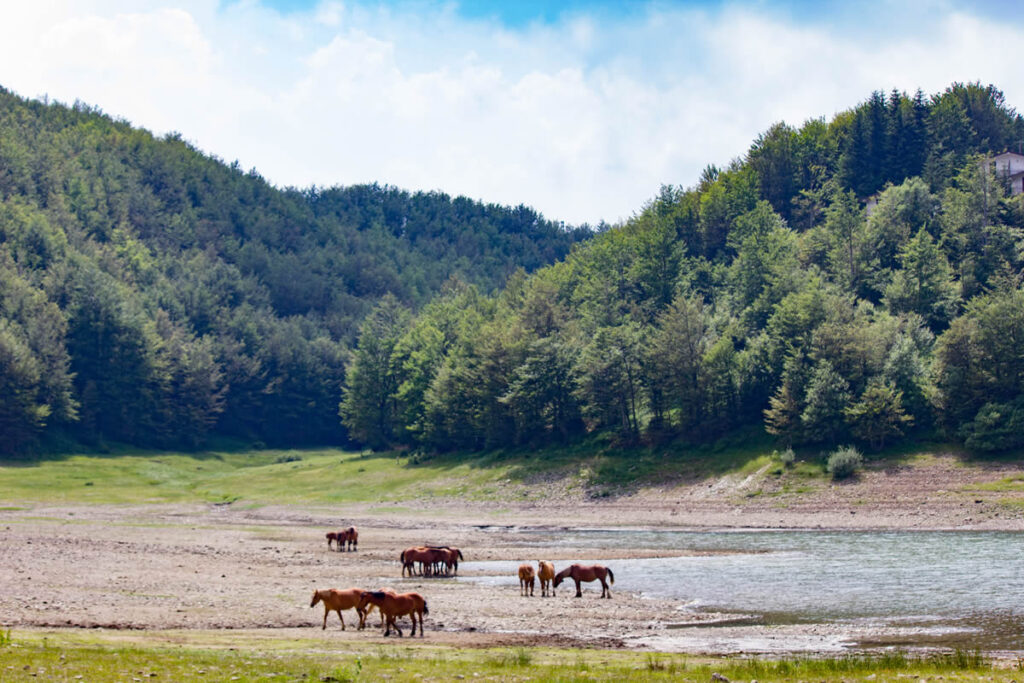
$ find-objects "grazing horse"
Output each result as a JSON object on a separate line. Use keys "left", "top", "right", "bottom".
{"left": 357, "top": 590, "right": 428, "bottom": 637}
{"left": 325, "top": 531, "right": 338, "bottom": 550}
{"left": 310, "top": 588, "right": 366, "bottom": 630}
{"left": 518, "top": 563, "right": 535, "bottom": 596}
{"left": 553, "top": 564, "right": 614, "bottom": 598}
{"left": 537, "top": 561, "right": 556, "bottom": 597}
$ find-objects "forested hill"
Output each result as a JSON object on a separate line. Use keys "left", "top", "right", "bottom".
{"left": 341, "top": 83, "right": 1024, "bottom": 458}
{"left": 0, "top": 86, "right": 588, "bottom": 453}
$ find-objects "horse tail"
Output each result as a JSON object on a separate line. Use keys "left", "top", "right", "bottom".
{"left": 400, "top": 550, "right": 406, "bottom": 563}
{"left": 423, "top": 599, "right": 429, "bottom": 615}
{"left": 457, "top": 549, "right": 464, "bottom": 560}
{"left": 607, "top": 567, "right": 615, "bottom": 585}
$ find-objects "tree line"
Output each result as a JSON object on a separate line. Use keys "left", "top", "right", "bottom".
{"left": 0, "top": 87, "right": 587, "bottom": 453}
{"left": 341, "top": 83, "right": 1024, "bottom": 456}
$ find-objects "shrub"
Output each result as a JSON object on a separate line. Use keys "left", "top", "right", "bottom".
{"left": 827, "top": 445, "right": 863, "bottom": 480}
{"left": 779, "top": 447, "right": 796, "bottom": 468}
{"left": 959, "top": 399, "right": 1024, "bottom": 453}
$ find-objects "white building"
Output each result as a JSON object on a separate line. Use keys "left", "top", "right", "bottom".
{"left": 983, "top": 152, "right": 1024, "bottom": 195}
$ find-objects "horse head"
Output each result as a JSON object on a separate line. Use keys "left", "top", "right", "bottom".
{"left": 310, "top": 590, "right": 322, "bottom": 607}
{"left": 553, "top": 565, "right": 575, "bottom": 587}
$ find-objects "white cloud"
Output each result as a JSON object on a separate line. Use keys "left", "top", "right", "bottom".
{"left": 0, "top": 1, "right": 1022, "bottom": 225}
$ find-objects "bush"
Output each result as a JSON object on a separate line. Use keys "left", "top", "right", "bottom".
{"left": 827, "top": 445, "right": 863, "bottom": 480}
{"left": 779, "top": 447, "right": 796, "bottom": 468}
{"left": 959, "top": 399, "right": 1024, "bottom": 453}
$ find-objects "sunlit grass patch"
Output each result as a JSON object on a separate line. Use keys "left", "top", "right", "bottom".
{"left": 0, "top": 629, "right": 1010, "bottom": 683}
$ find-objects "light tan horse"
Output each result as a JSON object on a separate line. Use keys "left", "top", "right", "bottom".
{"left": 357, "top": 590, "right": 429, "bottom": 637}
{"left": 310, "top": 588, "right": 366, "bottom": 629}
{"left": 537, "top": 560, "right": 556, "bottom": 597}
{"left": 518, "top": 563, "right": 535, "bottom": 596}
{"left": 553, "top": 564, "right": 615, "bottom": 598}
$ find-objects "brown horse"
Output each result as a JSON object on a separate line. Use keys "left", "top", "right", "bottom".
{"left": 357, "top": 590, "right": 428, "bottom": 637}
{"left": 310, "top": 588, "right": 366, "bottom": 629}
{"left": 518, "top": 563, "right": 535, "bottom": 596}
{"left": 336, "top": 526, "right": 358, "bottom": 551}
{"left": 428, "top": 545, "right": 464, "bottom": 575}
{"left": 537, "top": 561, "right": 556, "bottom": 597}
{"left": 400, "top": 546, "right": 449, "bottom": 576}
{"left": 326, "top": 531, "right": 338, "bottom": 550}
{"left": 357, "top": 588, "right": 395, "bottom": 630}
{"left": 400, "top": 546, "right": 429, "bottom": 576}
{"left": 553, "top": 564, "right": 614, "bottom": 598}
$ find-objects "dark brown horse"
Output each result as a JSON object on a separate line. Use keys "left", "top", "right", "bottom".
{"left": 337, "top": 526, "right": 358, "bottom": 551}
{"left": 553, "top": 564, "right": 614, "bottom": 598}
{"left": 357, "top": 590, "right": 428, "bottom": 637}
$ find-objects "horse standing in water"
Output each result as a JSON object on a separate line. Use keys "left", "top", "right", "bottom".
{"left": 518, "top": 563, "right": 535, "bottom": 596}
{"left": 553, "top": 564, "right": 614, "bottom": 598}
{"left": 537, "top": 561, "right": 556, "bottom": 597}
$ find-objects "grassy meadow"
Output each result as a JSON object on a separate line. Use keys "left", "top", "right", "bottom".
{"left": 0, "top": 628, "right": 1015, "bottom": 683}
{"left": 0, "top": 430, "right": 817, "bottom": 507}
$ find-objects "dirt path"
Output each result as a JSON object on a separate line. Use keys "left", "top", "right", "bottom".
{"left": 1, "top": 453, "right": 1022, "bottom": 655}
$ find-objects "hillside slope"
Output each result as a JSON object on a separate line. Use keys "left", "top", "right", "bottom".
{"left": 0, "top": 87, "right": 587, "bottom": 451}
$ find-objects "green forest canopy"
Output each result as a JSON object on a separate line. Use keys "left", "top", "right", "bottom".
{"left": 3, "top": 82, "right": 1024, "bottom": 459}
{"left": 0, "top": 86, "right": 587, "bottom": 452}
{"left": 341, "top": 83, "right": 1024, "bottom": 456}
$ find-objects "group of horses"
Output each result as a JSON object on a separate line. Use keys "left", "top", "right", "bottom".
{"left": 325, "top": 526, "right": 358, "bottom": 552}
{"left": 311, "top": 587, "right": 427, "bottom": 637}
{"left": 519, "top": 562, "right": 614, "bottom": 599}
{"left": 311, "top": 527, "right": 614, "bottom": 639}
{"left": 399, "top": 545, "right": 464, "bottom": 577}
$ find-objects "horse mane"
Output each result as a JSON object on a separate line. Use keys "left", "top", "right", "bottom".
{"left": 554, "top": 566, "right": 571, "bottom": 580}
{"left": 368, "top": 591, "right": 387, "bottom": 600}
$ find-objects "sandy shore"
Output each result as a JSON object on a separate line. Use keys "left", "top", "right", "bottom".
{"left": 1, "top": 453, "right": 1022, "bottom": 656}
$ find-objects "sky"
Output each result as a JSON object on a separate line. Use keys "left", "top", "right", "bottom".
{"left": 1, "top": 1, "right": 1022, "bottom": 226}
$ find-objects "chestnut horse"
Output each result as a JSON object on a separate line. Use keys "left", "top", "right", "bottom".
{"left": 357, "top": 590, "right": 428, "bottom": 637}
{"left": 518, "top": 564, "right": 535, "bottom": 596}
{"left": 429, "top": 545, "right": 464, "bottom": 575}
{"left": 400, "top": 546, "right": 453, "bottom": 576}
{"left": 310, "top": 588, "right": 366, "bottom": 630}
{"left": 553, "top": 564, "right": 614, "bottom": 598}
{"left": 537, "top": 561, "right": 556, "bottom": 597}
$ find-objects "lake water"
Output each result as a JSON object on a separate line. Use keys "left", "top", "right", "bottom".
{"left": 458, "top": 528, "right": 1024, "bottom": 651}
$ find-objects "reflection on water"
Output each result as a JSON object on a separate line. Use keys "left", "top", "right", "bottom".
{"left": 459, "top": 529, "right": 1024, "bottom": 651}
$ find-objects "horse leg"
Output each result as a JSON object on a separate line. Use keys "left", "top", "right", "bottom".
{"left": 322, "top": 607, "right": 328, "bottom": 630}
{"left": 574, "top": 578, "right": 582, "bottom": 598}
{"left": 338, "top": 609, "right": 346, "bottom": 630}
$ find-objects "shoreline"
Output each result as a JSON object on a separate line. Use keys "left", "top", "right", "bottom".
{"left": 2, "top": 452, "right": 1023, "bottom": 656}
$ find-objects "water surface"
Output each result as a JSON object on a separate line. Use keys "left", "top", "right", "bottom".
{"left": 459, "top": 529, "right": 1024, "bottom": 651}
